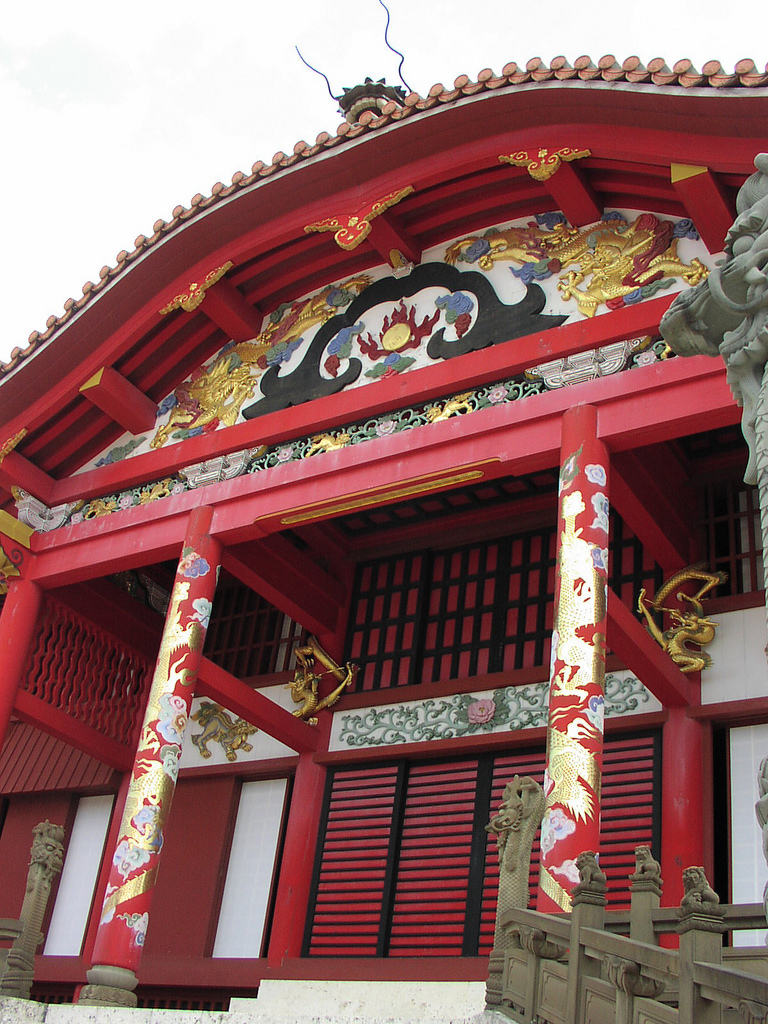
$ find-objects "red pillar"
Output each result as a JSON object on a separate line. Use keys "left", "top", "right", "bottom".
{"left": 0, "top": 577, "right": 42, "bottom": 753}
{"left": 80, "top": 507, "right": 221, "bottom": 1006}
{"left": 661, "top": 705, "right": 707, "bottom": 906}
{"left": 537, "top": 404, "right": 609, "bottom": 912}
{"left": 267, "top": 714, "right": 330, "bottom": 963}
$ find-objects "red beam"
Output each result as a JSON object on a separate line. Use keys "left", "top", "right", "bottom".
{"left": 79, "top": 366, "right": 158, "bottom": 435}
{"left": 26, "top": 355, "right": 735, "bottom": 587}
{"left": 545, "top": 159, "right": 602, "bottom": 226}
{"left": 13, "top": 688, "right": 133, "bottom": 771}
{"left": 670, "top": 164, "right": 735, "bottom": 255}
{"left": 366, "top": 212, "right": 422, "bottom": 265}
{"left": 223, "top": 537, "right": 345, "bottom": 637}
{"left": 51, "top": 579, "right": 162, "bottom": 663}
{"left": 196, "top": 656, "right": 317, "bottom": 753}
{"left": 0, "top": 450, "right": 56, "bottom": 505}
{"left": 606, "top": 590, "right": 692, "bottom": 707}
{"left": 201, "top": 278, "right": 263, "bottom": 341}
{"left": 611, "top": 453, "right": 693, "bottom": 573}
{"left": 49, "top": 294, "right": 679, "bottom": 506}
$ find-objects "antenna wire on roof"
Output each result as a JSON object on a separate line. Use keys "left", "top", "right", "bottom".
{"left": 377, "top": 0, "right": 412, "bottom": 94}
{"left": 295, "top": 46, "right": 338, "bottom": 101}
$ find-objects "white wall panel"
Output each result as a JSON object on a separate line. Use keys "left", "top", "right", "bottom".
{"left": 704, "top": 607, "right": 768, "bottom": 704}
{"left": 213, "top": 777, "right": 287, "bottom": 958}
{"left": 44, "top": 794, "right": 114, "bottom": 956}
{"left": 730, "top": 724, "right": 768, "bottom": 946}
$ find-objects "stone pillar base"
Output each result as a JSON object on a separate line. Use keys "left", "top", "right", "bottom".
{"left": 78, "top": 965, "right": 138, "bottom": 1008}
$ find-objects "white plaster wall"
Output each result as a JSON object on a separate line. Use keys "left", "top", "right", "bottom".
{"left": 44, "top": 795, "right": 114, "bottom": 956}
{"left": 730, "top": 723, "right": 768, "bottom": 946}
{"left": 179, "top": 684, "right": 297, "bottom": 768}
{"left": 702, "top": 607, "right": 768, "bottom": 705}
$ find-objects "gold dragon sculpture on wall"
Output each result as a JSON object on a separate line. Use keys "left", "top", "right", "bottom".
{"left": 637, "top": 564, "right": 726, "bottom": 673}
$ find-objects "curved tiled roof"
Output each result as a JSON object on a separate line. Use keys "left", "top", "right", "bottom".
{"left": 3, "top": 54, "right": 767, "bottom": 380}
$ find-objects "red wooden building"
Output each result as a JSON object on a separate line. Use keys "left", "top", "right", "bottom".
{"left": 1, "top": 55, "right": 768, "bottom": 1010}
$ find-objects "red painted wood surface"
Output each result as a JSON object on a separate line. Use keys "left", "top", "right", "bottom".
{"left": 141, "top": 775, "right": 239, "bottom": 958}
{"left": 0, "top": 721, "right": 117, "bottom": 794}
{"left": 0, "top": 578, "right": 42, "bottom": 755}
{"left": 24, "top": 358, "right": 737, "bottom": 592}
{"left": 307, "top": 734, "right": 658, "bottom": 957}
{"left": 267, "top": 715, "right": 331, "bottom": 962}
{"left": 661, "top": 706, "right": 707, "bottom": 905}
{"left": 91, "top": 506, "right": 222, "bottom": 975}
{"left": 537, "top": 404, "right": 608, "bottom": 913}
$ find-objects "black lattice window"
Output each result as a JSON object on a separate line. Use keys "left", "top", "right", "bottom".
{"left": 305, "top": 733, "right": 660, "bottom": 958}
{"left": 498, "top": 530, "right": 557, "bottom": 672}
{"left": 347, "top": 553, "right": 427, "bottom": 691}
{"left": 204, "top": 580, "right": 302, "bottom": 678}
{"left": 348, "top": 511, "right": 663, "bottom": 691}
{"left": 421, "top": 544, "right": 500, "bottom": 682}
{"left": 697, "top": 477, "right": 763, "bottom": 596}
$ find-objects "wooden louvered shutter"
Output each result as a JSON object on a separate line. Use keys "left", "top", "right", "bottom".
{"left": 599, "top": 732, "right": 659, "bottom": 908}
{"left": 306, "top": 732, "right": 660, "bottom": 958}
{"left": 305, "top": 764, "right": 401, "bottom": 956}
{"left": 387, "top": 759, "right": 485, "bottom": 957}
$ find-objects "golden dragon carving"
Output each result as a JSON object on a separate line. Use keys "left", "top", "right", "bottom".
{"left": 289, "top": 635, "right": 357, "bottom": 725}
{"left": 638, "top": 564, "right": 726, "bottom": 673}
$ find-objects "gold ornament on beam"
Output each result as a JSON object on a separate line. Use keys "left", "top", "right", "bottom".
{"left": 0, "top": 428, "right": 28, "bottom": 466}
{"left": 499, "top": 146, "right": 591, "bottom": 181}
{"left": 159, "top": 261, "right": 234, "bottom": 315}
{"left": 0, "top": 547, "right": 21, "bottom": 596}
{"left": 637, "top": 564, "right": 726, "bottom": 672}
{"left": 304, "top": 186, "right": 414, "bottom": 250}
{"left": 288, "top": 635, "right": 357, "bottom": 725}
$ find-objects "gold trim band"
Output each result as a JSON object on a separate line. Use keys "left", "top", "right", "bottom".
{"left": 261, "top": 459, "right": 499, "bottom": 526}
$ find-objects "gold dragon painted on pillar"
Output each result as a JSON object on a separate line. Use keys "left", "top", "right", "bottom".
{"left": 289, "top": 635, "right": 357, "bottom": 725}
{"left": 638, "top": 564, "right": 726, "bottom": 672}
{"left": 445, "top": 213, "right": 708, "bottom": 318}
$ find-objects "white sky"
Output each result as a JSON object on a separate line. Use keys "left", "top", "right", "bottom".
{"left": 1, "top": 0, "right": 765, "bottom": 365}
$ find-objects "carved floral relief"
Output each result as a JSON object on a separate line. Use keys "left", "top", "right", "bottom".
{"left": 329, "top": 671, "right": 657, "bottom": 750}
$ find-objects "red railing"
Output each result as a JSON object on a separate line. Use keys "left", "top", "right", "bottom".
{"left": 23, "top": 598, "right": 152, "bottom": 745}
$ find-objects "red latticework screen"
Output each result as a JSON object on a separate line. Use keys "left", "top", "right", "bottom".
{"left": 305, "top": 732, "right": 660, "bottom": 957}
{"left": 204, "top": 579, "right": 303, "bottom": 678}
{"left": 697, "top": 477, "right": 763, "bottom": 596}
{"left": 347, "top": 515, "right": 658, "bottom": 692}
{"left": 23, "top": 597, "right": 152, "bottom": 746}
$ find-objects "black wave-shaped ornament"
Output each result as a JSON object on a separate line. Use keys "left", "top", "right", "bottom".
{"left": 242, "top": 262, "right": 567, "bottom": 420}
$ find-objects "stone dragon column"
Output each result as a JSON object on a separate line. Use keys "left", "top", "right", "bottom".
{"left": 79, "top": 506, "right": 221, "bottom": 1007}
{"left": 0, "top": 821, "right": 65, "bottom": 999}
{"left": 660, "top": 153, "right": 768, "bottom": 934}
{"left": 660, "top": 153, "right": 768, "bottom": 621}
{"left": 537, "top": 404, "right": 609, "bottom": 913}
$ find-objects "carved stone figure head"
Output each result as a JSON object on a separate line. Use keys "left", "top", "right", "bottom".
{"left": 30, "top": 821, "right": 65, "bottom": 876}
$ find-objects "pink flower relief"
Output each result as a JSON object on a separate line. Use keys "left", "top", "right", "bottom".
{"left": 487, "top": 385, "right": 508, "bottom": 404}
{"left": 467, "top": 697, "right": 496, "bottom": 724}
